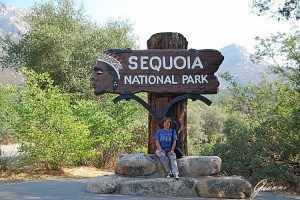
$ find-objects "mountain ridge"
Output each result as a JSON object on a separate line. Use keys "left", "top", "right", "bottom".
{"left": 0, "top": 2, "right": 29, "bottom": 41}
{"left": 217, "top": 43, "right": 273, "bottom": 89}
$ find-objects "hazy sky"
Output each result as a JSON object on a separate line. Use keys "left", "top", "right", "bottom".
{"left": 2, "top": 0, "right": 293, "bottom": 52}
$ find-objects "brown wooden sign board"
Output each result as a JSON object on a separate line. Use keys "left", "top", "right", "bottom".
{"left": 91, "top": 49, "right": 224, "bottom": 95}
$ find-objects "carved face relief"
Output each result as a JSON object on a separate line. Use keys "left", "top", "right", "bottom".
{"left": 90, "top": 61, "right": 113, "bottom": 95}
{"left": 90, "top": 53, "right": 124, "bottom": 95}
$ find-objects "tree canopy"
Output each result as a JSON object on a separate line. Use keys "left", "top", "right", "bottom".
{"left": 2, "top": 0, "right": 137, "bottom": 97}
{"left": 251, "top": 0, "right": 299, "bottom": 20}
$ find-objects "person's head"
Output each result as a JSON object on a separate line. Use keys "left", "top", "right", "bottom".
{"left": 161, "top": 117, "right": 172, "bottom": 129}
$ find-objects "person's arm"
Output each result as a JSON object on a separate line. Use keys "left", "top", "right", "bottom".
{"left": 170, "top": 130, "right": 177, "bottom": 155}
{"left": 171, "top": 140, "right": 176, "bottom": 151}
{"left": 170, "top": 140, "right": 176, "bottom": 155}
{"left": 155, "top": 139, "right": 163, "bottom": 151}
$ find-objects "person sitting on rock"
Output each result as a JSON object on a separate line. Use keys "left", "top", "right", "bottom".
{"left": 155, "top": 117, "right": 179, "bottom": 179}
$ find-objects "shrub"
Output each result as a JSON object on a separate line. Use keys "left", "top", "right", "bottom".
{"left": 14, "top": 69, "right": 95, "bottom": 171}
{"left": 210, "top": 81, "right": 300, "bottom": 185}
{"left": 73, "top": 96, "right": 147, "bottom": 168}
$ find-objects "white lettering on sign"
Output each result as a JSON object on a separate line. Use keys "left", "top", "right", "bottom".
{"left": 128, "top": 56, "right": 138, "bottom": 69}
{"left": 182, "top": 75, "right": 208, "bottom": 84}
{"left": 162, "top": 57, "right": 172, "bottom": 70}
{"left": 127, "top": 56, "right": 204, "bottom": 72}
{"left": 124, "top": 75, "right": 178, "bottom": 85}
{"left": 174, "top": 56, "right": 186, "bottom": 69}
{"left": 124, "top": 75, "right": 209, "bottom": 85}
{"left": 140, "top": 56, "right": 148, "bottom": 70}
{"left": 192, "top": 57, "right": 203, "bottom": 69}
{"left": 149, "top": 56, "right": 161, "bottom": 71}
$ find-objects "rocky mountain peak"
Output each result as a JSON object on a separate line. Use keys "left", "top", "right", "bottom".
{"left": 0, "top": 2, "right": 29, "bottom": 41}
{"left": 220, "top": 43, "right": 251, "bottom": 64}
{"left": 218, "top": 43, "right": 273, "bottom": 89}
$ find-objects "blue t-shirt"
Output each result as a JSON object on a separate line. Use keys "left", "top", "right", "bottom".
{"left": 155, "top": 129, "right": 178, "bottom": 152}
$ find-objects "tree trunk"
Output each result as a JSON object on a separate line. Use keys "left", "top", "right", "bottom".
{"left": 147, "top": 32, "right": 188, "bottom": 155}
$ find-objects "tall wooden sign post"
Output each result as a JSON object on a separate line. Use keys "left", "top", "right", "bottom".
{"left": 147, "top": 32, "right": 188, "bottom": 154}
{"left": 90, "top": 32, "right": 224, "bottom": 156}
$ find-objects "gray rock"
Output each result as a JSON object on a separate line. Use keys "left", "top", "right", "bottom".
{"left": 178, "top": 156, "right": 221, "bottom": 177}
{"left": 115, "top": 153, "right": 157, "bottom": 177}
{"left": 119, "top": 177, "right": 198, "bottom": 197}
{"left": 195, "top": 176, "right": 253, "bottom": 199}
{"left": 115, "top": 154, "right": 221, "bottom": 177}
{"left": 87, "top": 174, "right": 129, "bottom": 194}
{"left": 88, "top": 154, "right": 253, "bottom": 199}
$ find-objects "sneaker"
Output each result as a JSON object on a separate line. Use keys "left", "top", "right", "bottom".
{"left": 166, "top": 171, "right": 172, "bottom": 178}
{"left": 174, "top": 174, "right": 179, "bottom": 180}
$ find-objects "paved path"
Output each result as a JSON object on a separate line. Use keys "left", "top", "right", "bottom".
{"left": 0, "top": 179, "right": 299, "bottom": 200}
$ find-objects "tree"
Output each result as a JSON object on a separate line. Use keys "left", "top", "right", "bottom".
{"left": 251, "top": 0, "right": 300, "bottom": 20}
{"left": 0, "top": 87, "right": 19, "bottom": 143}
{"left": 12, "top": 68, "right": 95, "bottom": 171}
{"left": 203, "top": 0, "right": 300, "bottom": 186}
{"left": 187, "top": 101, "right": 226, "bottom": 155}
{"left": 209, "top": 80, "right": 300, "bottom": 185}
{"left": 73, "top": 94, "right": 148, "bottom": 168}
{"left": 2, "top": 0, "right": 137, "bottom": 97}
{"left": 253, "top": 31, "right": 300, "bottom": 90}
{"left": 251, "top": 0, "right": 299, "bottom": 90}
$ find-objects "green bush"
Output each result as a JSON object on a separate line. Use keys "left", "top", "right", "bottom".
{"left": 187, "top": 101, "right": 226, "bottom": 155}
{"left": 14, "top": 69, "right": 95, "bottom": 171}
{"left": 210, "top": 114, "right": 267, "bottom": 181}
{"left": 210, "top": 81, "right": 300, "bottom": 185}
{"left": 73, "top": 94, "right": 147, "bottom": 168}
{"left": 0, "top": 87, "right": 19, "bottom": 143}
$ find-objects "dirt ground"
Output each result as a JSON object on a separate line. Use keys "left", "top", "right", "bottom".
{"left": 0, "top": 166, "right": 112, "bottom": 183}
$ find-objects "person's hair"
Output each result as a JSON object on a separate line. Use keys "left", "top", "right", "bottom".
{"left": 161, "top": 117, "right": 172, "bottom": 126}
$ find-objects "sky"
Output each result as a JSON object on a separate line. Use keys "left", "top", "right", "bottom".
{"left": 2, "top": 0, "right": 294, "bottom": 52}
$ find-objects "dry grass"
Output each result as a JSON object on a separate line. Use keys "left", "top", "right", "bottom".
{"left": 0, "top": 166, "right": 113, "bottom": 183}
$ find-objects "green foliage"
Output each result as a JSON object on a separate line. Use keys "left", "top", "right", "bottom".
{"left": 2, "top": 0, "right": 137, "bottom": 97}
{"left": 251, "top": 0, "right": 300, "bottom": 20}
{"left": 0, "top": 87, "right": 20, "bottom": 170}
{"left": 0, "top": 68, "right": 148, "bottom": 171}
{"left": 0, "top": 0, "right": 145, "bottom": 170}
{"left": 210, "top": 6, "right": 299, "bottom": 185}
{"left": 211, "top": 114, "right": 267, "bottom": 181}
{"left": 187, "top": 100, "right": 226, "bottom": 155}
{"left": 73, "top": 93, "right": 147, "bottom": 168}
{"left": 210, "top": 80, "right": 300, "bottom": 184}
{"left": 0, "top": 87, "right": 17, "bottom": 143}
{"left": 254, "top": 30, "right": 300, "bottom": 90}
{"left": 14, "top": 68, "right": 95, "bottom": 171}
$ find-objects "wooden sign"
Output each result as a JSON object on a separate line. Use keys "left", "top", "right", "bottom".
{"left": 91, "top": 49, "right": 224, "bottom": 95}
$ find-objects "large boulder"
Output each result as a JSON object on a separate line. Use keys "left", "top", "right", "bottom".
{"left": 119, "top": 177, "right": 198, "bottom": 197}
{"left": 195, "top": 176, "right": 253, "bottom": 199}
{"left": 115, "top": 153, "right": 158, "bottom": 177}
{"left": 88, "top": 175, "right": 254, "bottom": 198}
{"left": 115, "top": 153, "right": 221, "bottom": 177}
{"left": 178, "top": 156, "right": 221, "bottom": 177}
{"left": 87, "top": 174, "right": 129, "bottom": 194}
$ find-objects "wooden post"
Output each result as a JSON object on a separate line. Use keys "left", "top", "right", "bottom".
{"left": 147, "top": 32, "right": 188, "bottom": 155}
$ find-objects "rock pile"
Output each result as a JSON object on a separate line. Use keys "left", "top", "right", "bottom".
{"left": 87, "top": 153, "right": 253, "bottom": 199}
